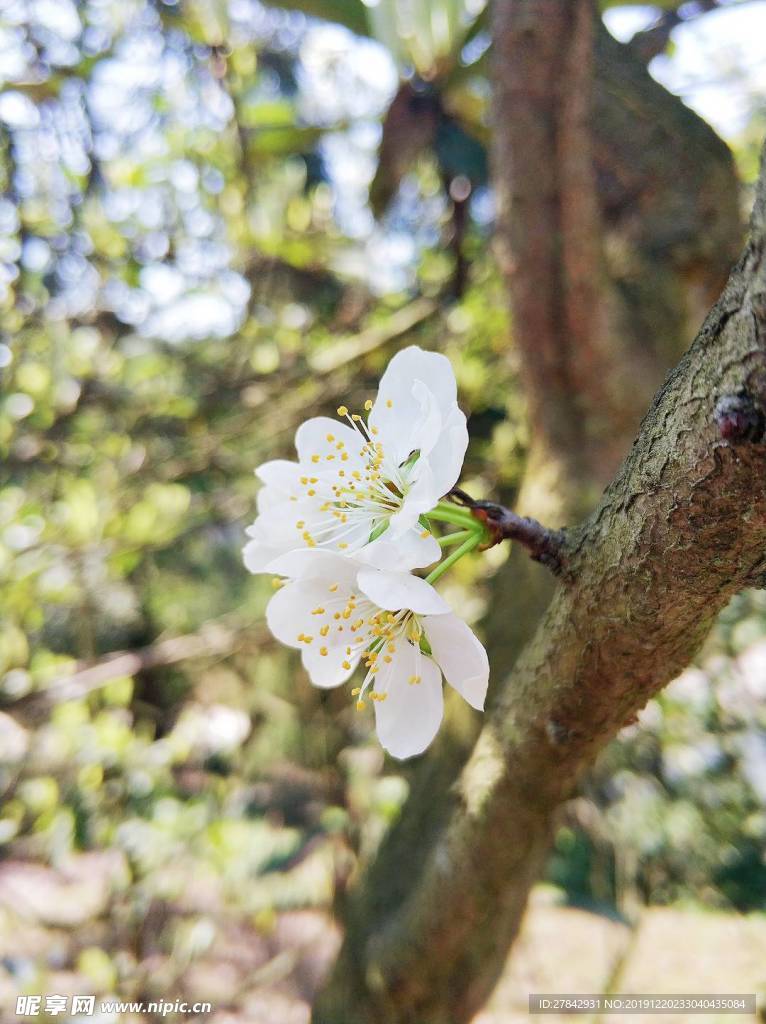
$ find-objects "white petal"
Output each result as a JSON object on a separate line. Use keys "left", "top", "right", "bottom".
{"left": 372, "top": 346, "right": 457, "bottom": 420}
{"left": 257, "top": 487, "right": 284, "bottom": 514}
{"left": 421, "top": 407, "right": 468, "bottom": 497}
{"left": 302, "top": 645, "right": 361, "bottom": 688}
{"left": 256, "top": 459, "right": 302, "bottom": 492}
{"left": 368, "top": 347, "right": 459, "bottom": 463}
{"left": 294, "top": 416, "right": 367, "bottom": 469}
{"left": 266, "top": 577, "right": 348, "bottom": 648}
{"left": 357, "top": 525, "right": 440, "bottom": 571}
{"left": 266, "top": 549, "right": 359, "bottom": 585}
{"left": 357, "top": 567, "right": 449, "bottom": 615}
{"left": 390, "top": 461, "right": 441, "bottom": 533}
{"left": 373, "top": 647, "right": 444, "bottom": 759}
{"left": 422, "top": 612, "right": 488, "bottom": 711}
{"left": 243, "top": 538, "right": 284, "bottom": 575}
{"left": 408, "top": 379, "right": 443, "bottom": 457}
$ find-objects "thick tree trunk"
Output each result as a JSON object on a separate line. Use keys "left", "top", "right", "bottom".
{"left": 313, "top": 6, "right": 758, "bottom": 1022}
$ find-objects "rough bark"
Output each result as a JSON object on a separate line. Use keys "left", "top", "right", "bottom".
{"left": 487, "top": 3, "right": 741, "bottom": 677}
{"left": 314, "top": 142, "right": 766, "bottom": 1024}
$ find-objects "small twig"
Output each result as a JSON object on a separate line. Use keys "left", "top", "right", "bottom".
{"left": 4, "top": 619, "right": 260, "bottom": 714}
{"left": 448, "top": 488, "right": 567, "bottom": 575}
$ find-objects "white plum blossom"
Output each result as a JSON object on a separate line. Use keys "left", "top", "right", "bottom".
{"left": 243, "top": 346, "right": 468, "bottom": 573}
{"left": 265, "top": 551, "right": 488, "bottom": 759}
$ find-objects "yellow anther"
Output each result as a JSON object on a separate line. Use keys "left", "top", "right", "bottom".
{"left": 337, "top": 405, "right": 348, "bottom": 416}
{"left": 338, "top": 470, "right": 345, "bottom": 477}
{"left": 336, "top": 441, "right": 344, "bottom": 450}
{"left": 384, "top": 655, "right": 392, "bottom": 664}
{"left": 352, "top": 413, "right": 362, "bottom": 421}
{"left": 338, "top": 542, "right": 348, "bottom": 550}
{"left": 334, "top": 612, "right": 341, "bottom": 620}
{"left": 311, "top": 455, "right": 320, "bottom": 464}
{"left": 386, "top": 399, "right": 393, "bottom": 408}
{"left": 302, "top": 635, "right": 314, "bottom": 644}
{"left": 329, "top": 583, "right": 339, "bottom": 592}
{"left": 341, "top": 452, "right": 349, "bottom": 461}
{"left": 364, "top": 399, "right": 373, "bottom": 411}
{"left": 420, "top": 529, "right": 430, "bottom": 538}
{"left": 320, "top": 625, "right": 330, "bottom": 637}
{"left": 326, "top": 433, "right": 335, "bottom": 442}
{"left": 310, "top": 477, "right": 318, "bottom": 483}
{"left": 325, "top": 455, "right": 335, "bottom": 461}
{"left": 408, "top": 674, "right": 421, "bottom": 684}
{"left": 351, "top": 687, "right": 361, "bottom": 695}
{"left": 311, "top": 606, "right": 325, "bottom": 615}
{"left": 300, "top": 476, "right": 309, "bottom": 485}
{"left": 343, "top": 661, "right": 352, "bottom": 671}
{"left": 371, "top": 427, "right": 379, "bottom": 435}
{"left": 296, "top": 520, "right": 305, "bottom": 529}
{"left": 320, "top": 646, "right": 328, "bottom": 656}
{"left": 272, "top": 577, "right": 284, "bottom": 589}
{"left": 356, "top": 700, "right": 365, "bottom": 710}
{"left": 307, "top": 489, "right": 316, "bottom": 496}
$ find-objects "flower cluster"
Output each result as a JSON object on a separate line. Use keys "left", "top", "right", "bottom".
{"left": 243, "top": 347, "right": 489, "bottom": 759}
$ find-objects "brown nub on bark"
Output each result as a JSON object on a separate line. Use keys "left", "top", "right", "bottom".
{"left": 714, "top": 393, "right": 766, "bottom": 443}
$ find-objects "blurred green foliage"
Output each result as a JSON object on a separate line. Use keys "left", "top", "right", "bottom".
{"left": 0, "top": 0, "right": 765, "bottom": 1015}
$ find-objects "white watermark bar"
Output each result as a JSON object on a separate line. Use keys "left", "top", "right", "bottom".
{"left": 15, "top": 995, "right": 213, "bottom": 1017}
{"left": 529, "top": 994, "right": 757, "bottom": 1014}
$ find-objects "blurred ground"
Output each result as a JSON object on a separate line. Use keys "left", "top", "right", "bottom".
{"left": 2, "top": 878, "right": 764, "bottom": 1023}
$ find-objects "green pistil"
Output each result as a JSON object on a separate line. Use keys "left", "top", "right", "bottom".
{"left": 437, "top": 529, "right": 473, "bottom": 548}
{"left": 424, "top": 500, "right": 481, "bottom": 531}
{"left": 425, "top": 531, "right": 482, "bottom": 585}
{"left": 369, "top": 519, "right": 390, "bottom": 542}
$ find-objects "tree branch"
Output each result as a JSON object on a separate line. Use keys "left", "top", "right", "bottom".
{"left": 448, "top": 488, "right": 567, "bottom": 575}
{"left": 5, "top": 620, "right": 258, "bottom": 716}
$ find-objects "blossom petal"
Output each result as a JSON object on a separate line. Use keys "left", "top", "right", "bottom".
{"left": 302, "top": 644, "right": 361, "bottom": 688}
{"left": 422, "top": 407, "right": 469, "bottom": 497}
{"left": 243, "top": 538, "right": 284, "bottom": 575}
{"left": 408, "top": 379, "right": 443, "bottom": 457}
{"left": 389, "top": 460, "right": 441, "bottom": 534}
{"left": 422, "top": 612, "right": 488, "bottom": 711}
{"left": 371, "top": 346, "right": 457, "bottom": 427}
{"left": 294, "top": 416, "right": 367, "bottom": 470}
{"left": 368, "top": 347, "right": 459, "bottom": 464}
{"left": 266, "top": 577, "right": 348, "bottom": 649}
{"left": 256, "top": 459, "right": 302, "bottom": 492}
{"left": 358, "top": 525, "right": 440, "bottom": 571}
{"left": 357, "top": 567, "right": 449, "bottom": 615}
{"left": 373, "top": 647, "right": 444, "bottom": 759}
{"left": 266, "top": 549, "right": 359, "bottom": 585}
